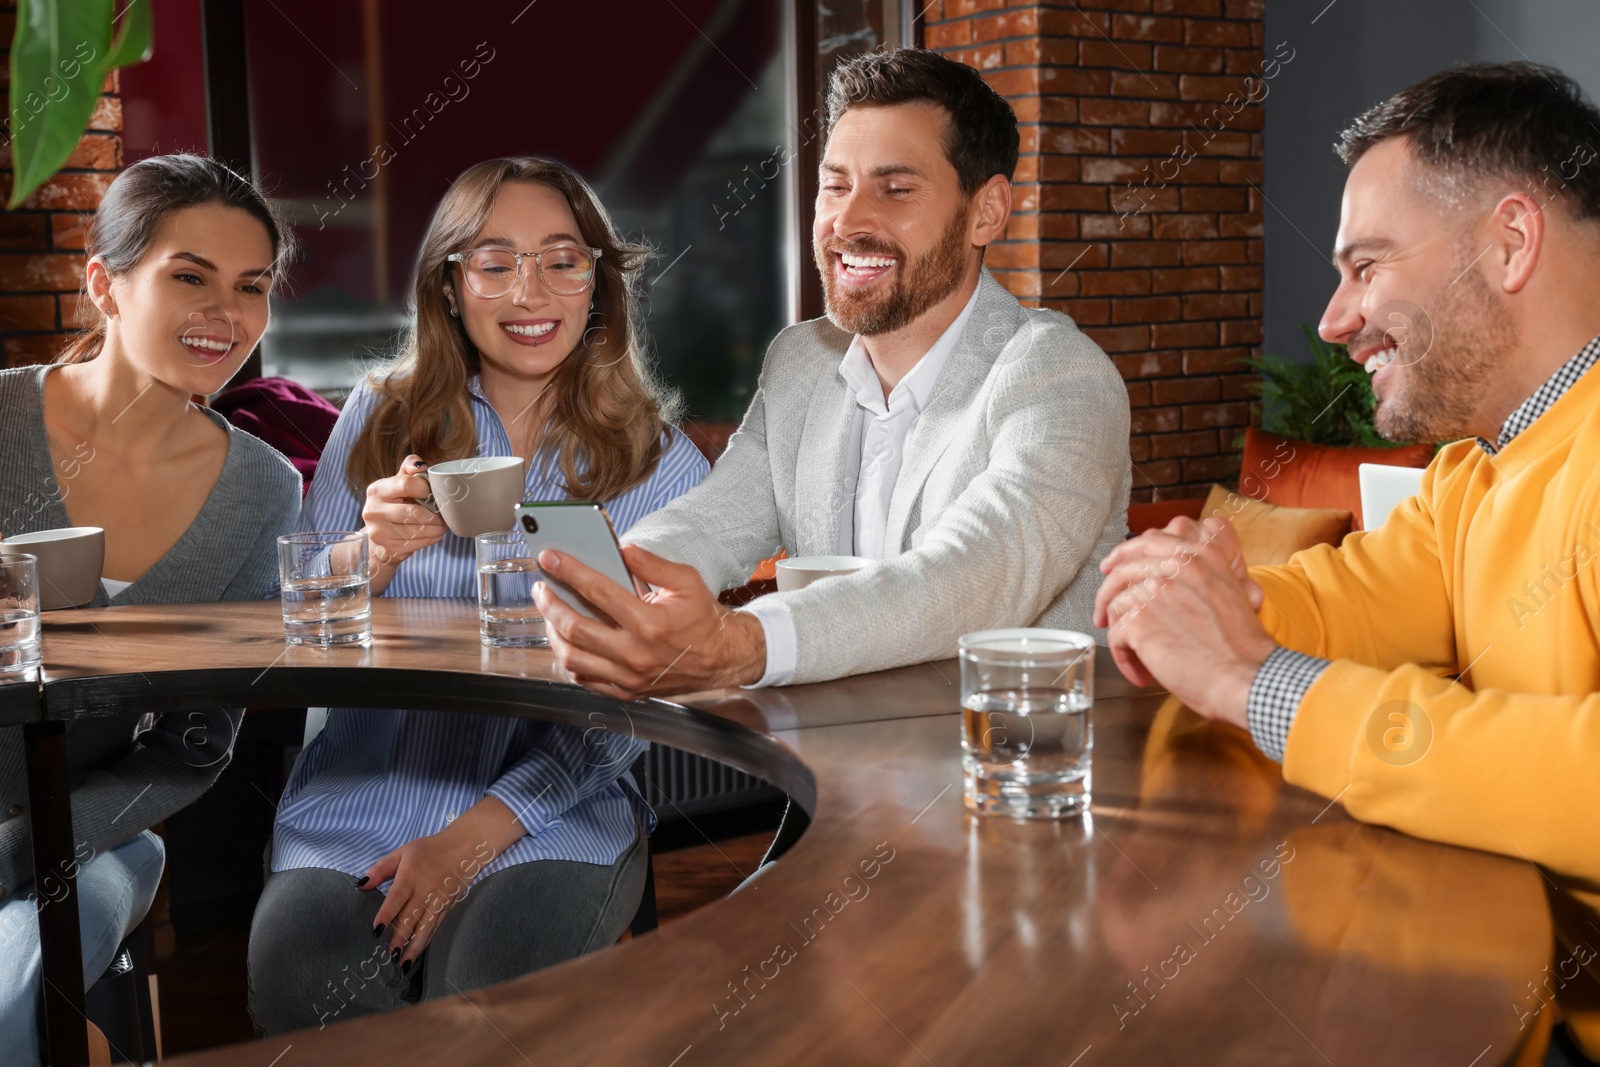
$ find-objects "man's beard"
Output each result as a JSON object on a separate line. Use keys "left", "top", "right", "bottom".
{"left": 1362, "top": 249, "right": 1515, "bottom": 443}
{"left": 814, "top": 206, "right": 969, "bottom": 336}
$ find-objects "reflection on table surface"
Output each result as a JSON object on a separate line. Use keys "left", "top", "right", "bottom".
{"left": 21, "top": 601, "right": 1557, "bottom": 1066}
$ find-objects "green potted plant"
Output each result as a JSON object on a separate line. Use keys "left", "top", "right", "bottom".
{"left": 1240, "top": 324, "right": 1399, "bottom": 448}
{"left": 8, "top": 0, "right": 153, "bottom": 209}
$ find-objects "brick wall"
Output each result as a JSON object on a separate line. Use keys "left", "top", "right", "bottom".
{"left": 0, "top": 5, "right": 1266, "bottom": 491}
{"left": 0, "top": 2, "right": 123, "bottom": 369}
{"left": 927, "top": 0, "right": 1267, "bottom": 501}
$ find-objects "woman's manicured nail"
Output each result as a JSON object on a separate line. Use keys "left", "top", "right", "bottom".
{"left": 390, "top": 947, "right": 401, "bottom": 965}
{"left": 372, "top": 922, "right": 385, "bottom": 938}
{"left": 354, "top": 876, "right": 369, "bottom": 888}
{"left": 401, "top": 959, "right": 413, "bottom": 975}
{"left": 543, "top": 552, "right": 560, "bottom": 572}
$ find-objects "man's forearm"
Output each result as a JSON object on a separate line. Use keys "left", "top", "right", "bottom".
{"left": 714, "top": 608, "right": 768, "bottom": 689}
{"left": 735, "top": 598, "right": 794, "bottom": 688}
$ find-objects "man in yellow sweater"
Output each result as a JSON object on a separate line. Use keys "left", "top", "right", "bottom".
{"left": 1094, "top": 62, "right": 1600, "bottom": 1065}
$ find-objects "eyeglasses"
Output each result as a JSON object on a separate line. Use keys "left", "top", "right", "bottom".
{"left": 446, "top": 244, "right": 602, "bottom": 298}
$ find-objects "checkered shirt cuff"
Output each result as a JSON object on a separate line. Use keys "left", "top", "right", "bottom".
{"left": 1246, "top": 646, "right": 1332, "bottom": 762}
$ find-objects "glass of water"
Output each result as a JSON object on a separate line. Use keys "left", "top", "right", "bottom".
{"left": 476, "top": 531, "right": 545, "bottom": 647}
{"left": 277, "top": 532, "right": 372, "bottom": 648}
{"left": 0, "top": 555, "right": 41, "bottom": 676}
{"left": 959, "top": 628, "right": 1095, "bottom": 820}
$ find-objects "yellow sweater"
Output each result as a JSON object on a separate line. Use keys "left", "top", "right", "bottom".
{"left": 1252, "top": 362, "right": 1600, "bottom": 1058}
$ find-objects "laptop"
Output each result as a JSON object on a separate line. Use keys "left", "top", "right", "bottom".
{"left": 1358, "top": 463, "right": 1426, "bottom": 530}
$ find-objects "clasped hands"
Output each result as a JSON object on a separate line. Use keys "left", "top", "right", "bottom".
{"left": 1093, "top": 515, "right": 1281, "bottom": 729}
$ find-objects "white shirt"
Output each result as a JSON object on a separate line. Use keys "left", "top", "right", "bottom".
{"left": 739, "top": 287, "right": 980, "bottom": 687}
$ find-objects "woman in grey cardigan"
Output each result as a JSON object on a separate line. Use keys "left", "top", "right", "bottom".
{"left": 0, "top": 155, "right": 300, "bottom": 1064}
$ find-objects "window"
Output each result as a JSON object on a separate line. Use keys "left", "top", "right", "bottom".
{"left": 119, "top": 0, "right": 914, "bottom": 421}
{"left": 124, "top": 0, "right": 785, "bottom": 422}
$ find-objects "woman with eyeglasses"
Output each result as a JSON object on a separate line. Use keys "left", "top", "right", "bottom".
{"left": 246, "top": 157, "right": 707, "bottom": 1032}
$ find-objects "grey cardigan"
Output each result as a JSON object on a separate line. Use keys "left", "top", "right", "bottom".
{"left": 0, "top": 363, "right": 301, "bottom": 894}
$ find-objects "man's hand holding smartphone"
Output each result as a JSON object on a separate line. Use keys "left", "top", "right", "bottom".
{"left": 533, "top": 545, "right": 768, "bottom": 700}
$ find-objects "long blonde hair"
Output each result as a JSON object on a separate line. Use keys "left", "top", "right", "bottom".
{"left": 347, "top": 157, "right": 681, "bottom": 500}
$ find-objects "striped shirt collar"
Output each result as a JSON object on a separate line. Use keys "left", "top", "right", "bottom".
{"left": 1476, "top": 332, "right": 1600, "bottom": 454}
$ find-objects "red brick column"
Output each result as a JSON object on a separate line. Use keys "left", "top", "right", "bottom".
{"left": 927, "top": 0, "right": 1266, "bottom": 501}
{"left": 0, "top": 2, "right": 123, "bottom": 368}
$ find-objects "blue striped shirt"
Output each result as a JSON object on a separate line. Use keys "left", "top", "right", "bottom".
{"left": 271, "top": 374, "right": 708, "bottom": 877}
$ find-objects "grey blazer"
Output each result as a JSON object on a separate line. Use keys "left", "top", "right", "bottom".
{"left": 626, "top": 270, "right": 1131, "bottom": 685}
{"left": 0, "top": 364, "right": 302, "bottom": 894}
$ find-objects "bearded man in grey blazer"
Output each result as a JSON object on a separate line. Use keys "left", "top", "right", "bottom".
{"left": 534, "top": 48, "right": 1130, "bottom": 698}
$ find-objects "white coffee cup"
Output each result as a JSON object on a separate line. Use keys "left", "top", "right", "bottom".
{"left": 0, "top": 527, "right": 105, "bottom": 610}
{"left": 417, "top": 457, "right": 524, "bottom": 538}
{"left": 774, "top": 554, "right": 868, "bottom": 592}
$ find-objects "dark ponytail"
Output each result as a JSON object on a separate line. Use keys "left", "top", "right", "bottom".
{"left": 58, "top": 154, "right": 295, "bottom": 364}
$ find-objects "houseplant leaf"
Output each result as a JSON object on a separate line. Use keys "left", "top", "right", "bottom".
{"left": 7, "top": 0, "right": 153, "bottom": 210}
{"left": 1241, "top": 324, "right": 1394, "bottom": 448}
{"left": 105, "top": 0, "right": 153, "bottom": 69}
{"left": 8, "top": 0, "right": 114, "bottom": 208}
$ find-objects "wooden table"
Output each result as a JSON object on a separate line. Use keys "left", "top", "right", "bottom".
{"left": 20, "top": 599, "right": 1552, "bottom": 1066}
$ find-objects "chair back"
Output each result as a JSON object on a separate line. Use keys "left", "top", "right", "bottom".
{"left": 1358, "top": 463, "right": 1426, "bottom": 530}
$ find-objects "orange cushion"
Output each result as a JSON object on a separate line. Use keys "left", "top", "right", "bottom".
{"left": 719, "top": 549, "right": 786, "bottom": 607}
{"left": 751, "top": 548, "right": 786, "bottom": 581}
{"left": 1201, "top": 484, "right": 1352, "bottom": 567}
{"left": 1238, "top": 426, "right": 1432, "bottom": 530}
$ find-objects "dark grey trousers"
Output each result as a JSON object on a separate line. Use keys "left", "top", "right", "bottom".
{"left": 245, "top": 824, "right": 646, "bottom": 1035}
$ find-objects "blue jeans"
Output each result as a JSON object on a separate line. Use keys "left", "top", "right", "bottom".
{"left": 0, "top": 830, "right": 165, "bottom": 1067}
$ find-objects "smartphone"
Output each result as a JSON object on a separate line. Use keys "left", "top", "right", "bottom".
{"left": 515, "top": 500, "right": 637, "bottom": 620}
